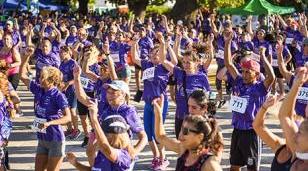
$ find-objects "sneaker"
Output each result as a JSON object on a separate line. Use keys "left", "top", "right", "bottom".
{"left": 64, "top": 129, "right": 73, "bottom": 137}
{"left": 153, "top": 158, "right": 170, "bottom": 170}
{"left": 15, "top": 111, "right": 24, "bottom": 118}
{"left": 217, "top": 100, "right": 226, "bottom": 108}
{"left": 70, "top": 129, "right": 81, "bottom": 140}
{"left": 133, "top": 90, "right": 143, "bottom": 102}
{"left": 81, "top": 136, "right": 89, "bottom": 147}
{"left": 150, "top": 157, "right": 160, "bottom": 169}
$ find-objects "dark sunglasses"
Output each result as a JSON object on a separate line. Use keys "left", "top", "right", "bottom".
{"left": 182, "top": 127, "right": 199, "bottom": 135}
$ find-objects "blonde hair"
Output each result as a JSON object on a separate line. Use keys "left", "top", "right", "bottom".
{"left": 40, "top": 66, "right": 63, "bottom": 88}
{"left": 107, "top": 133, "right": 130, "bottom": 149}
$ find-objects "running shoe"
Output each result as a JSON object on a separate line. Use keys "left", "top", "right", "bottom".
{"left": 81, "top": 136, "right": 89, "bottom": 147}
{"left": 150, "top": 157, "right": 160, "bottom": 169}
{"left": 70, "top": 129, "right": 81, "bottom": 140}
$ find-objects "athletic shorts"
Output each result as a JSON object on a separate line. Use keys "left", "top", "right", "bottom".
{"left": 66, "top": 91, "right": 77, "bottom": 109}
{"left": 77, "top": 92, "right": 94, "bottom": 116}
{"left": 36, "top": 140, "right": 65, "bottom": 157}
{"left": 230, "top": 129, "right": 261, "bottom": 170}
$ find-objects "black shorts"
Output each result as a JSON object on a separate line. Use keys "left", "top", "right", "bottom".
{"left": 77, "top": 92, "right": 94, "bottom": 116}
{"left": 230, "top": 129, "right": 261, "bottom": 170}
{"left": 273, "top": 67, "right": 283, "bottom": 79}
{"left": 135, "top": 64, "right": 142, "bottom": 70}
{"left": 167, "top": 75, "right": 176, "bottom": 86}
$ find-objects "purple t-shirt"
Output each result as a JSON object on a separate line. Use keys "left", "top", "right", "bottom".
{"left": 109, "top": 41, "right": 131, "bottom": 69}
{"left": 35, "top": 49, "right": 61, "bottom": 81}
{"left": 138, "top": 36, "right": 154, "bottom": 59}
{"left": 51, "top": 40, "right": 61, "bottom": 55}
{"left": 30, "top": 81, "right": 68, "bottom": 141}
{"left": 59, "top": 58, "right": 77, "bottom": 95}
{"left": 92, "top": 149, "right": 132, "bottom": 171}
{"left": 81, "top": 63, "right": 100, "bottom": 92}
{"left": 288, "top": 75, "right": 308, "bottom": 117}
{"left": 231, "top": 76, "right": 268, "bottom": 130}
{"left": 252, "top": 38, "right": 272, "bottom": 57}
{"left": 294, "top": 48, "right": 308, "bottom": 68}
{"left": 65, "top": 35, "right": 78, "bottom": 47}
{"left": 174, "top": 66, "right": 211, "bottom": 119}
{"left": 216, "top": 33, "right": 238, "bottom": 65}
{"left": 99, "top": 103, "right": 144, "bottom": 135}
{"left": 284, "top": 27, "right": 304, "bottom": 46}
{"left": 141, "top": 60, "right": 169, "bottom": 103}
{"left": 95, "top": 78, "right": 112, "bottom": 115}
{"left": 271, "top": 44, "right": 290, "bottom": 68}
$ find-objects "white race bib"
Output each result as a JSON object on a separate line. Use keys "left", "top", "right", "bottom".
{"left": 110, "top": 53, "right": 120, "bottom": 63}
{"left": 285, "top": 38, "right": 294, "bottom": 44}
{"left": 80, "top": 77, "right": 90, "bottom": 88}
{"left": 215, "top": 49, "right": 224, "bottom": 59}
{"left": 91, "top": 168, "right": 101, "bottom": 171}
{"left": 230, "top": 95, "right": 248, "bottom": 114}
{"left": 142, "top": 67, "right": 155, "bottom": 80}
{"left": 272, "top": 59, "right": 278, "bottom": 67}
{"left": 32, "top": 117, "right": 47, "bottom": 133}
{"left": 297, "top": 87, "right": 308, "bottom": 101}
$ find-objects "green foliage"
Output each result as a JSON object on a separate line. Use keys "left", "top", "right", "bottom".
{"left": 146, "top": 5, "right": 171, "bottom": 15}
{"left": 198, "top": 0, "right": 246, "bottom": 8}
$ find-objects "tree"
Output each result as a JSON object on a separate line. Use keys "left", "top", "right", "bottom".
{"left": 107, "top": 0, "right": 168, "bottom": 21}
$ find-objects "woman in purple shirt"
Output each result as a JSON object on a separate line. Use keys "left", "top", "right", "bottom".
{"left": 67, "top": 107, "right": 134, "bottom": 171}
{"left": 162, "top": 34, "right": 212, "bottom": 139}
{"left": 130, "top": 33, "right": 177, "bottom": 170}
{"left": 19, "top": 47, "right": 71, "bottom": 171}
{"left": 224, "top": 31, "right": 275, "bottom": 171}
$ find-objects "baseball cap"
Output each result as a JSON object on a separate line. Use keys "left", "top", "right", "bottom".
{"left": 6, "top": 20, "right": 13, "bottom": 26}
{"left": 104, "top": 80, "right": 130, "bottom": 95}
{"left": 241, "top": 59, "right": 260, "bottom": 73}
{"left": 101, "top": 115, "right": 130, "bottom": 134}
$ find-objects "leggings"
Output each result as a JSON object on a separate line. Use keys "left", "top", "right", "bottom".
{"left": 8, "top": 73, "right": 19, "bottom": 90}
{"left": 143, "top": 99, "right": 168, "bottom": 142}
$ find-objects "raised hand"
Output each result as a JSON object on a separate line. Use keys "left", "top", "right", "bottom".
{"left": 66, "top": 152, "right": 77, "bottom": 166}
{"left": 223, "top": 30, "right": 233, "bottom": 42}
{"left": 73, "top": 65, "right": 81, "bottom": 79}
{"left": 262, "top": 96, "right": 277, "bottom": 109}
{"left": 153, "top": 95, "right": 164, "bottom": 116}
{"left": 294, "top": 67, "right": 308, "bottom": 86}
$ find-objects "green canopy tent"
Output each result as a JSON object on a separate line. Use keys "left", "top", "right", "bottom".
{"left": 219, "top": 0, "right": 295, "bottom": 15}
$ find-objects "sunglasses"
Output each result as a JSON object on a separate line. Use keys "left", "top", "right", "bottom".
{"left": 182, "top": 127, "right": 199, "bottom": 135}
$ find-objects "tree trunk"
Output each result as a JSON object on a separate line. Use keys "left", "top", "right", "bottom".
{"left": 170, "top": 0, "right": 199, "bottom": 24}
{"left": 78, "top": 0, "right": 89, "bottom": 15}
{"left": 128, "top": 0, "right": 149, "bottom": 22}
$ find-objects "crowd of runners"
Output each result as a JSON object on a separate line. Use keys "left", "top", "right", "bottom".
{"left": 0, "top": 9, "right": 307, "bottom": 171}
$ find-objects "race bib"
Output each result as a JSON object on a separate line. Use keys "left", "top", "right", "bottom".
{"left": 285, "top": 38, "right": 294, "bottom": 44}
{"left": 110, "top": 53, "right": 120, "bottom": 63}
{"left": 272, "top": 59, "right": 278, "bottom": 67}
{"left": 92, "top": 168, "right": 101, "bottom": 171}
{"left": 215, "top": 49, "right": 224, "bottom": 59}
{"left": 230, "top": 95, "right": 248, "bottom": 114}
{"left": 80, "top": 77, "right": 90, "bottom": 88}
{"left": 32, "top": 117, "right": 47, "bottom": 133}
{"left": 142, "top": 67, "right": 155, "bottom": 80}
{"left": 297, "top": 87, "right": 308, "bottom": 101}
{"left": 22, "top": 41, "right": 26, "bottom": 48}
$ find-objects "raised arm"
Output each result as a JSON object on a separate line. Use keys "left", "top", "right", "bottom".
{"left": 167, "top": 41, "right": 178, "bottom": 65}
{"left": 88, "top": 103, "right": 121, "bottom": 162}
{"left": 299, "top": 13, "right": 308, "bottom": 37}
{"left": 223, "top": 31, "right": 239, "bottom": 80}
{"left": 253, "top": 96, "right": 285, "bottom": 152}
{"left": 277, "top": 15, "right": 288, "bottom": 30}
{"left": 73, "top": 65, "right": 93, "bottom": 107}
{"left": 277, "top": 43, "right": 292, "bottom": 82}
{"left": 130, "top": 36, "right": 141, "bottom": 67}
{"left": 246, "top": 16, "right": 254, "bottom": 37}
{"left": 153, "top": 96, "right": 182, "bottom": 154}
{"left": 51, "top": 22, "right": 61, "bottom": 43}
{"left": 278, "top": 68, "right": 308, "bottom": 153}
{"left": 106, "top": 55, "right": 118, "bottom": 80}
{"left": 173, "top": 27, "right": 183, "bottom": 60}
{"left": 81, "top": 52, "right": 99, "bottom": 82}
{"left": 210, "top": 14, "right": 219, "bottom": 37}
{"left": 158, "top": 32, "right": 175, "bottom": 74}
{"left": 203, "top": 33, "right": 214, "bottom": 70}
{"left": 260, "top": 47, "right": 275, "bottom": 89}
{"left": 19, "top": 47, "right": 34, "bottom": 89}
